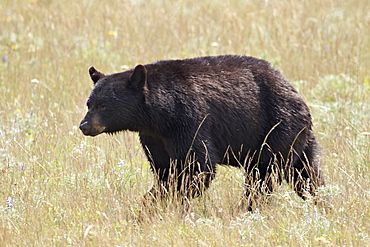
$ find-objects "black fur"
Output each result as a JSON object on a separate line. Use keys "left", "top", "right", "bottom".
{"left": 80, "top": 55, "right": 324, "bottom": 210}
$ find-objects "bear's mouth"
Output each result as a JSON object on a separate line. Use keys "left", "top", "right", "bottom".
{"left": 105, "top": 130, "right": 125, "bottom": 136}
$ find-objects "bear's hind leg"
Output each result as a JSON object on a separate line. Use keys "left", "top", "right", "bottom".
{"left": 286, "top": 141, "right": 324, "bottom": 200}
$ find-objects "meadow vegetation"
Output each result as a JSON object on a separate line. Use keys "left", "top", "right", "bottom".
{"left": 0, "top": 0, "right": 369, "bottom": 246}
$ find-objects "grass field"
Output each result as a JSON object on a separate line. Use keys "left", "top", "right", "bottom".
{"left": 1, "top": 0, "right": 369, "bottom": 246}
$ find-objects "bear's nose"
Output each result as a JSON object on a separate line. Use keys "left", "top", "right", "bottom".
{"left": 79, "top": 121, "right": 90, "bottom": 135}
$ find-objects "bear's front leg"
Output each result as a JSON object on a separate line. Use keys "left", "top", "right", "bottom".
{"left": 242, "top": 162, "right": 282, "bottom": 211}
{"left": 140, "top": 133, "right": 216, "bottom": 203}
{"left": 144, "top": 157, "right": 214, "bottom": 202}
{"left": 173, "top": 143, "right": 217, "bottom": 200}
{"left": 139, "top": 134, "right": 173, "bottom": 203}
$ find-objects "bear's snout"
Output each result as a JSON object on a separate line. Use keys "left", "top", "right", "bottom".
{"left": 79, "top": 121, "right": 91, "bottom": 135}
{"left": 79, "top": 116, "right": 106, "bottom": 136}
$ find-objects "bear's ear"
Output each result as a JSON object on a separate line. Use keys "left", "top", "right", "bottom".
{"left": 89, "top": 66, "right": 105, "bottom": 85}
{"left": 129, "top": 64, "right": 147, "bottom": 89}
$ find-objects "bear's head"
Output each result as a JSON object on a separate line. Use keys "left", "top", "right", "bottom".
{"left": 79, "top": 65, "right": 147, "bottom": 136}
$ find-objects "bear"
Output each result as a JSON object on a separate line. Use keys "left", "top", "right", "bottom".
{"left": 79, "top": 55, "right": 324, "bottom": 210}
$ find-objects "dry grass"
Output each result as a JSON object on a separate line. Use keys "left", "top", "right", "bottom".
{"left": 0, "top": 0, "right": 369, "bottom": 246}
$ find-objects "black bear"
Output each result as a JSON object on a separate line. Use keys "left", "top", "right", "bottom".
{"left": 80, "top": 55, "right": 324, "bottom": 210}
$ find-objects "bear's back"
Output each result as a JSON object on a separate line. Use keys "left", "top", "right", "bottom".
{"left": 142, "top": 55, "right": 297, "bottom": 118}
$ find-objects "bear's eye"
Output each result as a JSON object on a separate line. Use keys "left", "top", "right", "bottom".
{"left": 98, "top": 105, "right": 107, "bottom": 111}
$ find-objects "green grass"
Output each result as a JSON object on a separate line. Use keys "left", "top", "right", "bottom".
{"left": 1, "top": 0, "right": 369, "bottom": 246}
